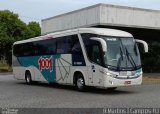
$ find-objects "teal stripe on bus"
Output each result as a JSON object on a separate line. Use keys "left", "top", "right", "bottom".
{"left": 17, "top": 55, "right": 61, "bottom": 83}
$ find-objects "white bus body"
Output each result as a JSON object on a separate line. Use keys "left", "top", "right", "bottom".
{"left": 12, "top": 28, "right": 148, "bottom": 91}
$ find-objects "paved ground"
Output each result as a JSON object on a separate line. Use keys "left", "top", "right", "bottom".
{"left": 0, "top": 73, "right": 160, "bottom": 108}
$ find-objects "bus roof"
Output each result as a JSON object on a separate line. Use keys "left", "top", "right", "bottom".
{"left": 14, "top": 28, "right": 132, "bottom": 45}
{"left": 78, "top": 28, "right": 132, "bottom": 37}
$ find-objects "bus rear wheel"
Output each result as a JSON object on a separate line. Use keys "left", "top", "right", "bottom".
{"left": 25, "top": 72, "right": 32, "bottom": 85}
{"left": 76, "top": 75, "right": 85, "bottom": 91}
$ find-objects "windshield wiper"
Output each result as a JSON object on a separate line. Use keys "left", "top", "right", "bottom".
{"left": 117, "top": 47, "right": 123, "bottom": 70}
{"left": 125, "top": 47, "right": 137, "bottom": 69}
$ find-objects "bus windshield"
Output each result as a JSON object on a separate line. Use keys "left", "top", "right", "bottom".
{"left": 101, "top": 36, "right": 141, "bottom": 71}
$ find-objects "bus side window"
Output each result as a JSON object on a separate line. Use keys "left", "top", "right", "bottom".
{"left": 56, "top": 37, "right": 70, "bottom": 54}
{"left": 55, "top": 35, "right": 83, "bottom": 55}
{"left": 45, "top": 39, "right": 56, "bottom": 54}
{"left": 34, "top": 38, "right": 57, "bottom": 55}
{"left": 70, "top": 35, "right": 85, "bottom": 66}
{"left": 23, "top": 43, "right": 35, "bottom": 56}
{"left": 66, "top": 36, "right": 74, "bottom": 53}
{"left": 71, "top": 36, "right": 83, "bottom": 55}
{"left": 13, "top": 44, "right": 22, "bottom": 57}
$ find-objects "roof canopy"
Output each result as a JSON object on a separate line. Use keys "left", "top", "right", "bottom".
{"left": 41, "top": 3, "right": 160, "bottom": 35}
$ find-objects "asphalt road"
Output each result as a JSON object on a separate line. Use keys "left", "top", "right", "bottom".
{"left": 0, "top": 73, "right": 160, "bottom": 108}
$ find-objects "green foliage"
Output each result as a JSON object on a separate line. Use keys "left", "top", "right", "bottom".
{"left": 22, "top": 27, "right": 35, "bottom": 40}
{"left": 141, "top": 42, "right": 160, "bottom": 72}
{"left": 0, "top": 36, "right": 15, "bottom": 66}
{"left": 0, "top": 10, "right": 41, "bottom": 67}
{"left": 22, "top": 22, "right": 41, "bottom": 39}
{"left": 28, "top": 22, "right": 41, "bottom": 37}
{"left": 0, "top": 10, "right": 26, "bottom": 40}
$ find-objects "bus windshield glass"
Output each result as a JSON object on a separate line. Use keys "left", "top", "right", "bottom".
{"left": 101, "top": 36, "right": 141, "bottom": 71}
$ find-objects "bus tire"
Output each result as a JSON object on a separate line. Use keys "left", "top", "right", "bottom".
{"left": 25, "top": 71, "right": 32, "bottom": 85}
{"left": 107, "top": 87, "right": 117, "bottom": 91}
{"left": 75, "top": 74, "right": 86, "bottom": 91}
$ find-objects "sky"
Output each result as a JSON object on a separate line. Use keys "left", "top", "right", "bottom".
{"left": 0, "top": 0, "right": 160, "bottom": 24}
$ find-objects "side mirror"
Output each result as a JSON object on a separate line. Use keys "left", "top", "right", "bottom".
{"left": 90, "top": 37, "right": 107, "bottom": 52}
{"left": 135, "top": 39, "right": 148, "bottom": 53}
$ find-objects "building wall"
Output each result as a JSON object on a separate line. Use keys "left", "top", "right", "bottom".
{"left": 100, "top": 4, "right": 160, "bottom": 29}
{"left": 42, "top": 5, "right": 101, "bottom": 34}
{"left": 41, "top": 4, "right": 160, "bottom": 35}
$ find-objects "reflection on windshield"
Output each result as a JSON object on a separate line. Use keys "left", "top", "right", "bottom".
{"left": 101, "top": 36, "right": 141, "bottom": 71}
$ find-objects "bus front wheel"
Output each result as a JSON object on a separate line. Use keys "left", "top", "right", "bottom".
{"left": 76, "top": 75, "right": 86, "bottom": 91}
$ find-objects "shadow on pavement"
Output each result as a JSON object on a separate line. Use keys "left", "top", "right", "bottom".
{"left": 16, "top": 81, "right": 137, "bottom": 95}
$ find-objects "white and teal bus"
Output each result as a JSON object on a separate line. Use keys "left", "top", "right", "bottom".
{"left": 12, "top": 28, "right": 148, "bottom": 91}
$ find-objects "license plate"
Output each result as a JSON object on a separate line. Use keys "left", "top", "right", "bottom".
{"left": 124, "top": 81, "right": 131, "bottom": 85}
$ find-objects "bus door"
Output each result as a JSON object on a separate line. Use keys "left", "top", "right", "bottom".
{"left": 89, "top": 43, "right": 103, "bottom": 86}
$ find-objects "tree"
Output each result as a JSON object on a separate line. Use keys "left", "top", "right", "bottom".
{"left": 142, "top": 42, "right": 160, "bottom": 72}
{"left": 27, "top": 22, "right": 41, "bottom": 37}
{"left": 0, "top": 10, "right": 26, "bottom": 40}
{"left": 0, "top": 37, "right": 15, "bottom": 66}
{"left": 22, "top": 22, "right": 41, "bottom": 39}
{"left": 0, "top": 10, "right": 41, "bottom": 67}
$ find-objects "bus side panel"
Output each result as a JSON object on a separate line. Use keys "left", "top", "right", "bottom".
{"left": 14, "top": 54, "right": 73, "bottom": 84}
{"left": 55, "top": 54, "right": 72, "bottom": 84}
{"left": 15, "top": 55, "right": 60, "bottom": 83}
{"left": 70, "top": 52, "right": 89, "bottom": 86}
{"left": 13, "top": 52, "right": 90, "bottom": 87}
{"left": 12, "top": 55, "right": 26, "bottom": 80}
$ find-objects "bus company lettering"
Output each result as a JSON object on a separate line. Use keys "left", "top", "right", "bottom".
{"left": 38, "top": 56, "right": 53, "bottom": 72}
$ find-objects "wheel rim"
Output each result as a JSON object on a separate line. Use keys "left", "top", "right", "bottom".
{"left": 77, "top": 78, "right": 84, "bottom": 89}
{"left": 26, "top": 75, "right": 30, "bottom": 83}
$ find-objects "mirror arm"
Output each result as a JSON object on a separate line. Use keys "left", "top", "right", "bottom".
{"left": 135, "top": 39, "right": 148, "bottom": 53}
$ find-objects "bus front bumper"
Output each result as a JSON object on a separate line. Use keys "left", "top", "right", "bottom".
{"left": 103, "top": 75, "right": 142, "bottom": 88}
